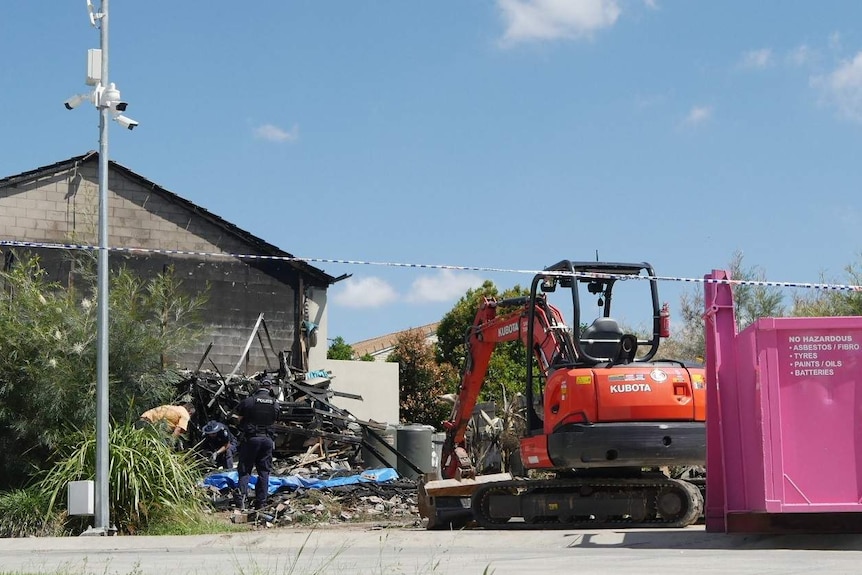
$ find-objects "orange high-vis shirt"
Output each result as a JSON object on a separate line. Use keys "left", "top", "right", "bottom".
{"left": 139, "top": 405, "right": 191, "bottom": 433}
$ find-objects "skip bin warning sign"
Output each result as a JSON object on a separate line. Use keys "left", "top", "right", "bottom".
{"left": 785, "top": 332, "right": 862, "bottom": 377}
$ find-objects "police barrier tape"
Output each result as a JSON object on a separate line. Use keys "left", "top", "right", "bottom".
{"left": 2, "top": 239, "right": 861, "bottom": 292}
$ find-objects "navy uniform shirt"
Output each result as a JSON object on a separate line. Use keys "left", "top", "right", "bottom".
{"left": 236, "top": 388, "right": 279, "bottom": 437}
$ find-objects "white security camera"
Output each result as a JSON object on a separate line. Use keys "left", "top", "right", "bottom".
{"left": 101, "top": 83, "right": 119, "bottom": 104}
{"left": 86, "top": 0, "right": 99, "bottom": 27}
{"left": 113, "top": 114, "right": 139, "bottom": 131}
{"left": 64, "top": 94, "right": 90, "bottom": 110}
{"left": 100, "top": 83, "right": 129, "bottom": 113}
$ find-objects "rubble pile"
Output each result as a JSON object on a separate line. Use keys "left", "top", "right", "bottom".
{"left": 207, "top": 476, "right": 422, "bottom": 528}
{"left": 170, "top": 370, "right": 426, "bottom": 529}
{"left": 163, "top": 318, "right": 428, "bottom": 528}
{"left": 181, "top": 367, "right": 425, "bottom": 528}
{"left": 174, "top": 362, "right": 392, "bottom": 465}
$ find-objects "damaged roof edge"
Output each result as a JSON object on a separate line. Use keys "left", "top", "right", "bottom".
{"left": 0, "top": 151, "right": 341, "bottom": 286}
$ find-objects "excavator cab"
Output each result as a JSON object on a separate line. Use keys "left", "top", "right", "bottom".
{"left": 539, "top": 260, "right": 664, "bottom": 365}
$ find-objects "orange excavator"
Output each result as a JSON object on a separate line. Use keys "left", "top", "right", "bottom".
{"left": 420, "top": 260, "right": 707, "bottom": 529}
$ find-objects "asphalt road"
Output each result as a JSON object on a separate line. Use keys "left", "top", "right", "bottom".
{"left": 2, "top": 525, "right": 862, "bottom": 575}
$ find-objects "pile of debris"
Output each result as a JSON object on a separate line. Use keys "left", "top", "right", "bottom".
{"left": 204, "top": 473, "right": 422, "bottom": 528}
{"left": 173, "top": 363, "right": 426, "bottom": 525}
{"left": 175, "top": 364, "right": 376, "bottom": 464}
{"left": 165, "top": 314, "right": 428, "bottom": 527}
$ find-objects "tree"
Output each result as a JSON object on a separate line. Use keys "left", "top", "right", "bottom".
{"left": 663, "top": 250, "right": 786, "bottom": 361}
{"left": 386, "top": 329, "right": 455, "bottom": 428}
{"left": 326, "top": 336, "right": 355, "bottom": 360}
{"left": 436, "top": 280, "right": 530, "bottom": 405}
{"left": 792, "top": 258, "right": 862, "bottom": 317}
{"left": 0, "top": 252, "right": 207, "bottom": 488}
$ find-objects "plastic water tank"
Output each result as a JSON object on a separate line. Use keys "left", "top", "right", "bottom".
{"left": 396, "top": 424, "right": 435, "bottom": 480}
{"left": 430, "top": 432, "right": 446, "bottom": 480}
{"left": 361, "top": 424, "right": 398, "bottom": 470}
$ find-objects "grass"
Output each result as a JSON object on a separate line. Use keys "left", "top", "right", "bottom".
{"left": 0, "top": 487, "right": 67, "bottom": 537}
{"left": 137, "top": 509, "right": 248, "bottom": 535}
{"left": 39, "top": 424, "right": 209, "bottom": 535}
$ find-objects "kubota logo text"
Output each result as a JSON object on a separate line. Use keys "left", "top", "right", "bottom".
{"left": 497, "top": 322, "right": 519, "bottom": 338}
{"left": 609, "top": 383, "right": 652, "bottom": 393}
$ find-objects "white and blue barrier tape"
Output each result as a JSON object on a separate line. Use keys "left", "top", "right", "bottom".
{"left": 2, "top": 239, "right": 861, "bottom": 292}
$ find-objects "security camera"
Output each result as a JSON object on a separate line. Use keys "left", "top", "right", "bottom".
{"left": 64, "top": 94, "right": 90, "bottom": 110}
{"left": 86, "top": 0, "right": 97, "bottom": 26}
{"left": 100, "top": 83, "right": 129, "bottom": 112}
{"left": 113, "top": 114, "right": 139, "bottom": 131}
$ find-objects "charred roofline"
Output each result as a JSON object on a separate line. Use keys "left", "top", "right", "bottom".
{"left": 0, "top": 152, "right": 340, "bottom": 286}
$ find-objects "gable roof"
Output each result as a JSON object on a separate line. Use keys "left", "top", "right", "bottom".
{"left": 351, "top": 322, "right": 440, "bottom": 359}
{"left": 0, "top": 152, "right": 346, "bottom": 286}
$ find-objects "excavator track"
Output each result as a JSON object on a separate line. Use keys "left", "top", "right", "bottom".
{"left": 471, "top": 476, "right": 703, "bottom": 530}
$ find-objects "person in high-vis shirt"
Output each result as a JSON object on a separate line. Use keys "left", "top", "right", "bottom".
{"left": 136, "top": 402, "right": 196, "bottom": 437}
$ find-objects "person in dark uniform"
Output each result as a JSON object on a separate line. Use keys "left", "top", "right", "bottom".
{"left": 234, "top": 376, "right": 280, "bottom": 510}
{"left": 201, "top": 420, "right": 238, "bottom": 470}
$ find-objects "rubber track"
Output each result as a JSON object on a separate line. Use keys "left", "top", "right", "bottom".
{"left": 471, "top": 477, "right": 703, "bottom": 530}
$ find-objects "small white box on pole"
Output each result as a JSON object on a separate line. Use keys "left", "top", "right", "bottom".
{"left": 68, "top": 480, "right": 95, "bottom": 516}
{"left": 86, "top": 49, "right": 102, "bottom": 85}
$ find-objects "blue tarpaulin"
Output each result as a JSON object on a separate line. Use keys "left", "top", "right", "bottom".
{"left": 202, "top": 468, "right": 400, "bottom": 495}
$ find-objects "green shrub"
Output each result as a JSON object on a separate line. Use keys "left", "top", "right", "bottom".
{"left": 0, "top": 253, "right": 207, "bottom": 490}
{"left": 39, "top": 423, "right": 208, "bottom": 534}
{"left": 0, "top": 486, "right": 66, "bottom": 537}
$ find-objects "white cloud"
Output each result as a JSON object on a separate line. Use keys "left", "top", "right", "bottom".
{"left": 684, "top": 105, "right": 713, "bottom": 126}
{"left": 739, "top": 48, "right": 772, "bottom": 69}
{"left": 829, "top": 31, "right": 842, "bottom": 52}
{"left": 497, "top": 0, "right": 621, "bottom": 44}
{"left": 406, "top": 270, "right": 485, "bottom": 303}
{"left": 254, "top": 123, "right": 299, "bottom": 143}
{"left": 812, "top": 51, "right": 862, "bottom": 122}
{"left": 643, "top": 0, "right": 658, "bottom": 9}
{"left": 331, "top": 277, "right": 398, "bottom": 309}
{"left": 787, "top": 44, "right": 814, "bottom": 67}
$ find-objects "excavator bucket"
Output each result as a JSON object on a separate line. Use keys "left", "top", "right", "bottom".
{"left": 418, "top": 472, "right": 513, "bottom": 529}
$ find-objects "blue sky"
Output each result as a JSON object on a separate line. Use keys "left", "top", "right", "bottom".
{"left": 2, "top": 1, "right": 862, "bottom": 346}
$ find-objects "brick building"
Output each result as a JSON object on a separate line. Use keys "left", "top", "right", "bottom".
{"left": 0, "top": 151, "right": 345, "bottom": 374}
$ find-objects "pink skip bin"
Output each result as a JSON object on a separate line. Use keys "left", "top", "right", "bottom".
{"left": 705, "top": 269, "right": 862, "bottom": 533}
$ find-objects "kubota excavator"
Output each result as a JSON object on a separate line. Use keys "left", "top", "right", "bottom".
{"left": 419, "top": 260, "right": 707, "bottom": 529}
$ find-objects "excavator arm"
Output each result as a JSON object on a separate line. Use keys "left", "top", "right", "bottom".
{"left": 440, "top": 295, "right": 575, "bottom": 479}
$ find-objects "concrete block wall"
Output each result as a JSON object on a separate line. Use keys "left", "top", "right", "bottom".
{"left": 0, "top": 159, "right": 315, "bottom": 374}
{"left": 0, "top": 163, "right": 252, "bottom": 255}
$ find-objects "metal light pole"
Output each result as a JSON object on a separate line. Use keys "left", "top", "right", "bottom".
{"left": 94, "top": 0, "right": 111, "bottom": 534}
{"left": 65, "top": 0, "right": 138, "bottom": 535}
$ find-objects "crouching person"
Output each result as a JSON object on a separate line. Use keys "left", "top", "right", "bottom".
{"left": 201, "top": 420, "right": 238, "bottom": 470}
{"left": 136, "top": 402, "right": 196, "bottom": 448}
{"left": 234, "top": 376, "right": 280, "bottom": 510}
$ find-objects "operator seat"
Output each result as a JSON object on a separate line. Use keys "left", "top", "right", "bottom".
{"left": 581, "top": 317, "right": 623, "bottom": 360}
